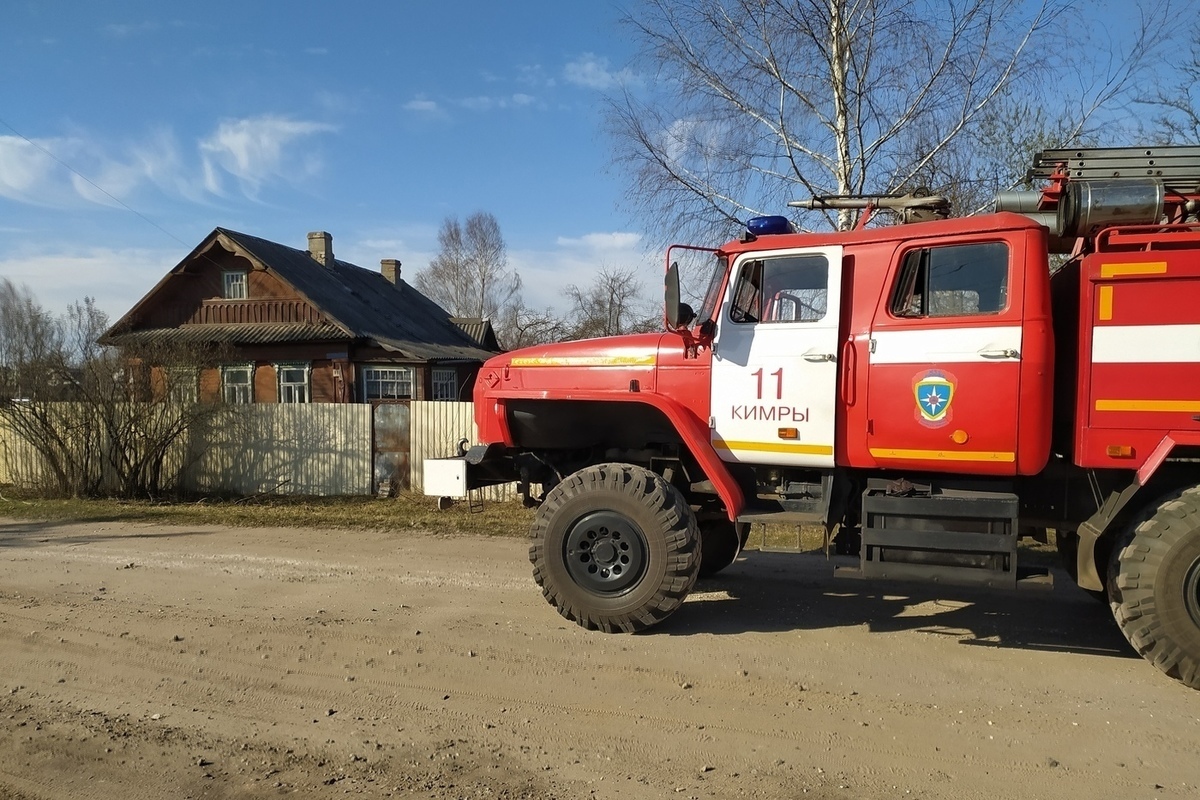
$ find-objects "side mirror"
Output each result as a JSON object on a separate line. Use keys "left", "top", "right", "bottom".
{"left": 665, "top": 261, "right": 684, "bottom": 328}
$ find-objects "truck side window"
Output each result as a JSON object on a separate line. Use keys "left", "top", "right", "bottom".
{"left": 891, "top": 242, "right": 1009, "bottom": 317}
{"left": 730, "top": 254, "right": 829, "bottom": 324}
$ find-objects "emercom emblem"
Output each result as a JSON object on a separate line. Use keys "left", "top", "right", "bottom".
{"left": 913, "top": 369, "right": 956, "bottom": 428}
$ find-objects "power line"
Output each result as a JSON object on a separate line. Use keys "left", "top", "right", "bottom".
{"left": 0, "top": 115, "right": 192, "bottom": 250}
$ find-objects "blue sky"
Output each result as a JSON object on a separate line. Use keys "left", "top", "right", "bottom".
{"left": 0, "top": 1, "right": 1172, "bottom": 326}
{"left": 0, "top": 1, "right": 648, "bottom": 321}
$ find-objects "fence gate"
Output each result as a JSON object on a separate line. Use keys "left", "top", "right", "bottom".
{"left": 373, "top": 402, "right": 411, "bottom": 495}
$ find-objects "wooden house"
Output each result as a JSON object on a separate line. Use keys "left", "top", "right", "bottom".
{"left": 101, "top": 228, "right": 499, "bottom": 404}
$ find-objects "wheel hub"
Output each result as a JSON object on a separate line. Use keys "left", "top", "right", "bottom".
{"left": 1185, "top": 555, "right": 1200, "bottom": 630}
{"left": 563, "top": 510, "right": 648, "bottom": 595}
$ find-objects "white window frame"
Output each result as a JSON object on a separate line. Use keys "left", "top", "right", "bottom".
{"left": 223, "top": 270, "right": 248, "bottom": 300}
{"left": 221, "top": 363, "right": 254, "bottom": 404}
{"left": 165, "top": 366, "right": 198, "bottom": 404}
{"left": 431, "top": 367, "right": 458, "bottom": 401}
{"left": 276, "top": 362, "right": 311, "bottom": 404}
{"left": 360, "top": 365, "right": 414, "bottom": 401}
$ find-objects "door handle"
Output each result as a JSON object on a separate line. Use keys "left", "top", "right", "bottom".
{"left": 803, "top": 352, "right": 836, "bottom": 363}
{"left": 978, "top": 348, "right": 1020, "bottom": 359}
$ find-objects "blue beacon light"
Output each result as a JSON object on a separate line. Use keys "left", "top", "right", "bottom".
{"left": 746, "top": 215, "right": 796, "bottom": 236}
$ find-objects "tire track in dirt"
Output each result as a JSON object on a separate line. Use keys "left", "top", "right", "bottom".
{"left": 0, "top": 605, "right": 1165, "bottom": 796}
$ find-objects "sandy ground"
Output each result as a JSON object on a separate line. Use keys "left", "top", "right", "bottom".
{"left": 1, "top": 517, "right": 1198, "bottom": 800}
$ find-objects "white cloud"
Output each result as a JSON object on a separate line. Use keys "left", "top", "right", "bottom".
{"left": 517, "top": 64, "right": 555, "bottom": 88}
{"left": 556, "top": 231, "right": 643, "bottom": 250}
{"left": 403, "top": 97, "right": 441, "bottom": 114}
{"left": 459, "top": 94, "right": 540, "bottom": 111}
{"left": 0, "top": 245, "right": 180, "bottom": 321}
{"left": 563, "top": 53, "right": 636, "bottom": 91}
{"left": 102, "top": 21, "right": 160, "bottom": 37}
{"left": 0, "top": 135, "right": 68, "bottom": 205}
{"left": 2, "top": 116, "right": 333, "bottom": 209}
{"left": 198, "top": 116, "right": 336, "bottom": 197}
{"left": 510, "top": 230, "right": 655, "bottom": 311}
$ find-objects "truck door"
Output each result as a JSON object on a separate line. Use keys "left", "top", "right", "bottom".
{"left": 865, "top": 239, "right": 1025, "bottom": 475}
{"left": 710, "top": 246, "right": 843, "bottom": 467}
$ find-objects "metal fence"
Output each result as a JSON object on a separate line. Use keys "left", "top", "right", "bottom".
{"left": 0, "top": 401, "right": 511, "bottom": 499}
{"left": 186, "top": 404, "right": 373, "bottom": 496}
{"left": 409, "top": 401, "right": 518, "bottom": 501}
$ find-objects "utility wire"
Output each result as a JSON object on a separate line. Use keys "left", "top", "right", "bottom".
{"left": 0, "top": 115, "right": 192, "bottom": 250}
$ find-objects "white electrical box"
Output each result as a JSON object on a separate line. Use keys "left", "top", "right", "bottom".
{"left": 423, "top": 458, "right": 468, "bottom": 498}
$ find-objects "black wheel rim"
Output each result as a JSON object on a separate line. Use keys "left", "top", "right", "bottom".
{"left": 563, "top": 510, "right": 648, "bottom": 595}
{"left": 1185, "top": 555, "right": 1200, "bottom": 629}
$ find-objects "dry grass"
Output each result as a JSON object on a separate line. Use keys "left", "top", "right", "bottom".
{"left": 0, "top": 491, "right": 537, "bottom": 539}
{"left": 0, "top": 490, "right": 1060, "bottom": 567}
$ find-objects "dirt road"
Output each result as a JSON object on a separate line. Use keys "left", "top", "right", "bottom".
{"left": 1, "top": 517, "right": 1197, "bottom": 800}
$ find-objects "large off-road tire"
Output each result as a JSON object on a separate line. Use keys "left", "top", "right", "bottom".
{"left": 698, "top": 519, "right": 749, "bottom": 577}
{"left": 529, "top": 463, "right": 701, "bottom": 632}
{"left": 1108, "top": 487, "right": 1200, "bottom": 689}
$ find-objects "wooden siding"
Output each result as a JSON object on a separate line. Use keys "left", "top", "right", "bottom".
{"left": 189, "top": 298, "right": 326, "bottom": 325}
{"left": 136, "top": 244, "right": 329, "bottom": 330}
{"left": 254, "top": 363, "right": 277, "bottom": 403}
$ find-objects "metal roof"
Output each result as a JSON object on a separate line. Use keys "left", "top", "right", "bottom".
{"left": 110, "top": 323, "right": 350, "bottom": 346}
{"left": 104, "top": 228, "right": 500, "bottom": 363}
{"left": 451, "top": 317, "right": 503, "bottom": 351}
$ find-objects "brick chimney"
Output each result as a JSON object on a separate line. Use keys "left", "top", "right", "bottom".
{"left": 307, "top": 231, "right": 334, "bottom": 267}
{"left": 380, "top": 259, "right": 401, "bottom": 284}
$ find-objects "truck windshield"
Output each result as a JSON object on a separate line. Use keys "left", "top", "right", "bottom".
{"left": 696, "top": 253, "right": 728, "bottom": 327}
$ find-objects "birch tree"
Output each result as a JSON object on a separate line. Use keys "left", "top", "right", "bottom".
{"left": 415, "top": 212, "right": 521, "bottom": 322}
{"left": 610, "top": 0, "right": 1167, "bottom": 237}
{"left": 563, "top": 268, "right": 659, "bottom": 340}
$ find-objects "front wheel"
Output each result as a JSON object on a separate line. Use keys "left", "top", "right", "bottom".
{"left": 1108, "top": 487, "right": 1200, "bottom": 689}
{"left": 529, "top": 463, "right": 701, "bottom": 632}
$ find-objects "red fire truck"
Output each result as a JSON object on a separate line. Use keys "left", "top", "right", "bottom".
{"left": 425, "top": 146, "right": 1200, "bottom": 690}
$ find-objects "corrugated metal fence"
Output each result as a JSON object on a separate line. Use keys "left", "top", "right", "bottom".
{"left": 186, "top": 405, "right": 373, "bottom": 496}
{"left": 409, "top": 401, "right": 517, "bottom": 501}
{"left": 0, "top": 401, "right": 511, "bottom": 499}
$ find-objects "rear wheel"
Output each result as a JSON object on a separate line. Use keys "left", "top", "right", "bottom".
{"left": 1108, "top": 487, "right": 1200, "bottom": 689}
{"left": 529, "top": 463, "right": 701, "bottom": 632}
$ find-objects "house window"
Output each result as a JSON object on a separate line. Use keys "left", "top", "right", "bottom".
{"left": 361, "top": 365, "right": 413, "bottom": 401}
{"left": 166, "top": 367, "right": 198, "bottom": 403}
{"left": 431, "top": 368, "right": 458, "bottom": 401}
{"left": 277, "top": 363, "right": 310, "bottom": 403}
{"left": 221, "top": 363, "right": 254, "bottom": 404}
{"left": 223, "top": 270, "right": 248, "bottom": 300}
{"left": 890, "top": 242, "right": 1010, "bottom": 318}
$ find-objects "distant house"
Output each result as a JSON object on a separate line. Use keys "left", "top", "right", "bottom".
{"left": 451, "top": 317, "right": 503, "bottom": 352}
{"left": 101, "top": 228, "right": 499, "bottom": 404}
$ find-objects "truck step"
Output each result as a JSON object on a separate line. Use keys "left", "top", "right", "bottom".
{"left": 846, "top": 479, "right": 1032, "bottom": 590}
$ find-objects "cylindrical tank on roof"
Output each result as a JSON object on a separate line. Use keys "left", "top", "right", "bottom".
{"left": 1057, "top": 178, "right": 1165, "bottom": 238}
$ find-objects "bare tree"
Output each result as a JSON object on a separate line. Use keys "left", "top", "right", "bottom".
{"left": 1139, "top": 21, "right": 1200, "bottom": 144}
{"left": 496, "top": 303, "right": 568, "bottom": 350}
{"left": 609, "top": 0, "right": 1170, "bottom": 237}
{"left": 0, "top": 281, "right": 234, "bottom": 498}
{"left": 563, "top": 268, "right": 659, "bottom": 340}
{"left": 415, "top": 212, "right": 521, "bottom": 321}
